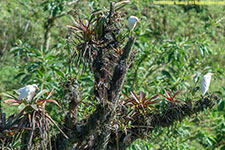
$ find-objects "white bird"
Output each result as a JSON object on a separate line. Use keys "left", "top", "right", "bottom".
{"left": 201, "top": 73, "right": 214, "bottom": 96}
{"left": 17, "top": 84, "right": 39, "bottom": 101}
{"left": 128, "top": 16, "right": 141, "bottom": 31}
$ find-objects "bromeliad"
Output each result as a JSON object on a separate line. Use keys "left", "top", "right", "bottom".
{"left": 122, "top": 91, "right": 160, "bottom": 114}
{"left": 158, "top": 89, "right": 181, "bottom": 103}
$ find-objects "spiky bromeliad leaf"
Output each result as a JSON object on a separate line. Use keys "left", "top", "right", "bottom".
{"left": 158, "top": 89, "right": 181, "bottom": 103}
{"left": 4, "top": 99, "right": 24, "bottom": 106}
{"left": 122, "top": 91, "right": 161, "bottom": 115}
{"left": 36, "top": 99, "right": 62, "bottom": 109}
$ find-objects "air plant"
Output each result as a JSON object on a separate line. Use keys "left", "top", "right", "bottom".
{"left": 4, "top": 89, "right": 61, "bottom": 107}
{"left": 3, "top": 89, "right": 67, "bottom": 149}
{"left": 67, "top": 18, "right": 94, "bottom": 43}
{"left": 113, "top": 47, "right": 124, "bottom": 55}
{"left": 67, "top": 2, "right": 126, "bottom": 70}
{"left": 158, "top": 89, "right": 181, "bottom": 103}
{"left": 122, "top": 91, "right": 160, "bottom": 114}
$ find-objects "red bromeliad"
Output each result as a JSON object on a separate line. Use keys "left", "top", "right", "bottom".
{"left": 122, "top": 91, "right": 160, "bottom": 114}
{"left": 158, "top": 89, "right": 181, "bottom": 103}
{"left": 4, "top": 89, "right": 61, "bottom": 108}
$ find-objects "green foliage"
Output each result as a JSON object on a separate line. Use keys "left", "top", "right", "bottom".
{"left": 0, "top": 0, "right": 224, "bottom": 149}
{"left": 10, "top": 40, "right": 66, "bottom": 88}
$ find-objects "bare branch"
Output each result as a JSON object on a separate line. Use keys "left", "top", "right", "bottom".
{"left": 108, "top": 37, "right": 135, "bottom": 102}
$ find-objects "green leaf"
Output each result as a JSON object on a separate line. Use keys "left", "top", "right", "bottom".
{"left": 206, "top": 136, "right": 217, "bottom": 146}
{"left": 33, "top": 89, "right": 49, "bottom": 100}
{"left": 162, "top": 70, "right": 171, "bottom": 78}
{"left": 21, "top": 74, "right": 32, "bottom": 84}
{"left": 27, "top": 64, "right": 39, "bottom": 72}
{"left": 29, "top": 48, "right": 42, "bottom": 56}
{"left": 14, "top": 72, "right": 25, "bottom": 79}
{"left": 3, "top": 92, "right": 19, "bottom": 100}
{"left": 217, "top": 99, "right": 224, "bottom": 111}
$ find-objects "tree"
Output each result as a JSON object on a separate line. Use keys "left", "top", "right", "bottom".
{"left": 51, "top": 2, "right": 218, "bottom": 150}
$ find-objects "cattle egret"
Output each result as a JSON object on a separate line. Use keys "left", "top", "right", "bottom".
{"left": 17, "top": 84, "right": 39, "bottom": 102}
{"left": 201, "top": 73, "right": 214, "bottom": 96}
{"left": 128, "top": 16, "right": 141, "bottom": 31}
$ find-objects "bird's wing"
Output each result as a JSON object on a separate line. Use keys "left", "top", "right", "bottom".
{"left": 128, "top": 21, "right": 135, "bottom": 31}
{"left": 18, "top": 89, "right": 29, "bottom": 100}
{"left": 26, "top": 85, "right": 36, "bottom": 101}
{"left": 201, "top": 85, "right": 207, "bottom": 95}
{"left": 27, "top": 91, "right": 35, "bottom": 102}
{"left": 18, "top": 85, "right": 32, "bottom": 100}
{"left": 17, "top": 85, "right": 37, "bottom": 101}
{"left": 17, "top": 87, "right": 25, "bottom": 93}
{"left": 201, "top": 77, "right": 206, "bottom": 87}
{"left": 201, "top": 77, "right": 209, "bottom": 95}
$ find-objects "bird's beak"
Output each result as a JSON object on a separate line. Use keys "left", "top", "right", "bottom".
{"left": 137, "top": 19, "right": 141, "bottom": 24}
{"left": 37, "top": 87, "right": 40, "bottom": 90}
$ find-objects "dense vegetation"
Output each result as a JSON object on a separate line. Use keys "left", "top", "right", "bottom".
{"left": 0, "top": 0, "right": 224, "bottom": 149}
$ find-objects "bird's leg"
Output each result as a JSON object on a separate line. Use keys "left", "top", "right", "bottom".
{"left": 129, "top": 31, "right": 133, "bottom": 38}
